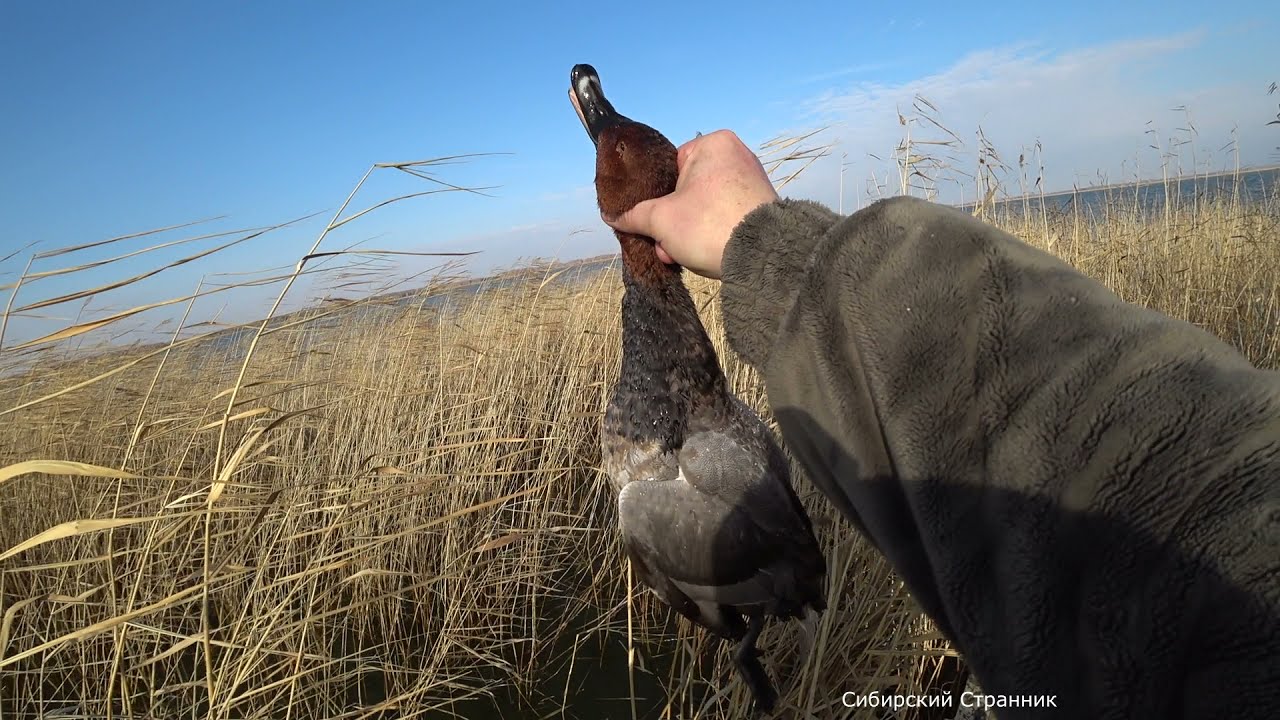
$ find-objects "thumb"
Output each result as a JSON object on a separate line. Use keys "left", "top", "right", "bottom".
{"left": 654, "top": 243, "right": 675, "bottom": 265}
{"left": 602, "top": 196, "right": 661, "bottom": 238}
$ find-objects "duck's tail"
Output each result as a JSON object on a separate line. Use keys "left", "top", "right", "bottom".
{"left": 796, "top": 605, "right": 822, "bottom": 667}
{"left": 777, "top": 604, "right": 823, "bottom": 703}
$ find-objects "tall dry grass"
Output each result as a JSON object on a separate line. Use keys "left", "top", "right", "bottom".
{"left": 1, "top": 108, "right": 1278, "bottom": 720}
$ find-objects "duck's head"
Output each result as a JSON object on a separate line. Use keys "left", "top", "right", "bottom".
{"left": 569, "top": 64, "right": 678, "bottom": 221}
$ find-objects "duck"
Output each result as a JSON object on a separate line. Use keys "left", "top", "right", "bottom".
{"left": 567, "top": 63, "right": 828, "bottom": 715}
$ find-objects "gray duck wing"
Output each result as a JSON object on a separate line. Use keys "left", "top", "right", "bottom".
{"left": 618, "top": 430, "right": 824, "bottom": 609}
{"left": 618, "top": 477, "right": 782, "bottom": 608}
{"left": 678, "top": 426, "right": 819, "bottom": 541}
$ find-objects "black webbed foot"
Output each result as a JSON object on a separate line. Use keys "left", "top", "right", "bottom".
{"left": 733, "top": 614, "right": 778, "bottom": 715}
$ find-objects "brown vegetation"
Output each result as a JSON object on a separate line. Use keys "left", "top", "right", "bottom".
{"left": 1, "top": 110, "right": 1277, "bottom": 719}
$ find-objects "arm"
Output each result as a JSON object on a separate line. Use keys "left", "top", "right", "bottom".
{"left": 720, "top": 195, "right": 1280, "bottom": 717}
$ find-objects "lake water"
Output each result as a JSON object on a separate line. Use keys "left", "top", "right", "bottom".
{"left": 958, "top": 166, "right": 1279, "bottom": 216}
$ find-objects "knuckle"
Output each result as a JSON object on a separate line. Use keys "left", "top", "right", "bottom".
{"left": 708, "top": 129, "right": 738, "bottom": 145}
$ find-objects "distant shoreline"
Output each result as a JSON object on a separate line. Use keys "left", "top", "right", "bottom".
{"left": 963, "top": 163, "right": 1280, "bottom": 207}
{"left": 9, "top": 164, "right": 1277, "bottom": 372}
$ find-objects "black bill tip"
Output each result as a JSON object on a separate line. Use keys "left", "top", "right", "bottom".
{"left": 569, "top": 63, "right": 630, "bottom": 146}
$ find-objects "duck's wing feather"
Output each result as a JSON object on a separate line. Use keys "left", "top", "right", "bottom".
{"left": 618, "top": 476, "right": 780, "bottom": 608}
{"left": 677, "top": 427, "right": 817, "bottom": 540}
{"left": 616, "top": 429, "right": 817, "bottom": 608}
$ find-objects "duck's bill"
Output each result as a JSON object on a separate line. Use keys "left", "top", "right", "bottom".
{"left": 569, "top": 64, "right": 630, "bottom": 146}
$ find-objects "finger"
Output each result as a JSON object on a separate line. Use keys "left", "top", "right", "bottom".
{"left": 707, "top": 128, "right": 739, "bottom": 144}
{"left": 676, "top": 129, "right": 719, "bottom": 170}
{"left": 676, "top": 140, "right": 698, "bottom": 170}
{"left": 654, "top": 244, "right": 675, "bottom": 265}
{"left": 602, "top": 197, "right": 657, "bottom": 237}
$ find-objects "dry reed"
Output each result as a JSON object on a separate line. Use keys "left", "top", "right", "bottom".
{"left": 1, "top": 104, "right": 1277, "bottom": 720}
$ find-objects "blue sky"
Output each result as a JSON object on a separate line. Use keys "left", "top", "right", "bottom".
{"left": 1, "top": 0, "right": 1277, "bottom": 349}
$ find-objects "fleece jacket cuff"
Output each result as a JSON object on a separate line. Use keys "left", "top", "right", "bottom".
{"left": 720, "top": 198, "right": 842, "bottom": 368}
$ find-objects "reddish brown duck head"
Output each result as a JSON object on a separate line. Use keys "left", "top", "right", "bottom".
{"left": 569, "top": 64, "right": 678, "bottom": 277}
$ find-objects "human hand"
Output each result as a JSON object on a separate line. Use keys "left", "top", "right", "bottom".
{"left": 602, "top": 129, "right": 779, "bottom": 280}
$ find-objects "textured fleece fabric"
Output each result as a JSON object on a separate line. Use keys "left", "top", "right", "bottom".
{"left": 719, "top": 195, "right": 1280, "bottom": 719}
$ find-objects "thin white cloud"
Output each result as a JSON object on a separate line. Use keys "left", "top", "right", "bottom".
{"left": 799, "top": 62, "right": 895, "bottom": 85}
{"left": 535, "top": 183, "right": 596, "bottom": 204}
{"left": 775, "top": 29, "right": 1277, "bottom": 208}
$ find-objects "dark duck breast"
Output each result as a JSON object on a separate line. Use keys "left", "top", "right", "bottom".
{"left": 568, "top": 63, "right": 828, "bottom": 715}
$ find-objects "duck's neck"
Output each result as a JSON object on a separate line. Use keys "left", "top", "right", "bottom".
{"left": 610, "top": 235, "right": 726, "bottom": 449}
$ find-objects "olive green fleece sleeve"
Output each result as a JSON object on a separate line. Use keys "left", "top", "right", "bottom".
{"left": 719, "top": 195, "right": 1280, "bottom": 719}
